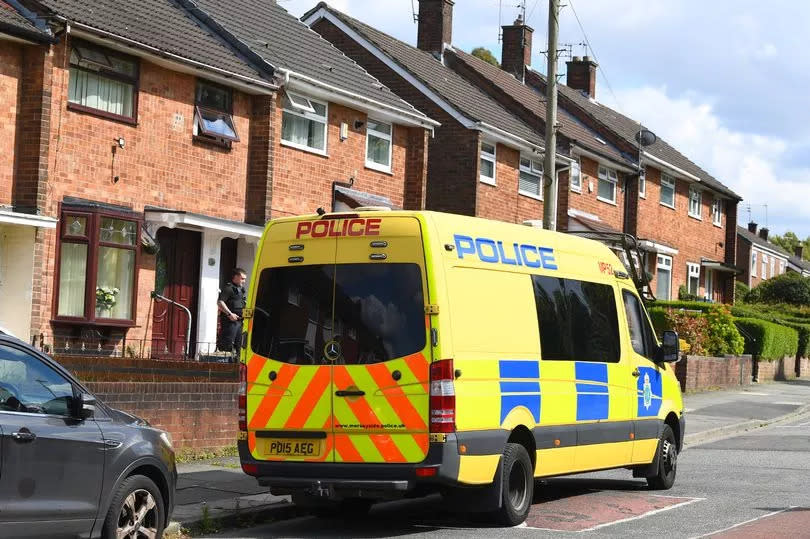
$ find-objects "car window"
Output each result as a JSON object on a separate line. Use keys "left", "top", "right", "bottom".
{"left": 0, "top": 344, "right": 75, "bottom": 416}
{"left": 622, "top": 291, "right": 657, "bottom": 360}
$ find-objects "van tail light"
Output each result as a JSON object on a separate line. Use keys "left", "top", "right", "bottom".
{"left": 238, "top": 363, "right": 247, "bottom": 432}
{"left": 429, "top": 359, "right": 455, "bottom": 433}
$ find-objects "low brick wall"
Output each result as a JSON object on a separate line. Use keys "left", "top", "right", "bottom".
{"left": 85, "top": 382, "right": 238, "bottom": 450}
{"left": 57, "top": 356, "right": 238, "bottom": 382}
{"left": 753, "top": 356, "right": 798, "bottom": 382}
{"left": 674, "top": 355, "right": 752, "bottom": 392}
{"left": 795, "top": 357, "right": 810, "bottom": 378}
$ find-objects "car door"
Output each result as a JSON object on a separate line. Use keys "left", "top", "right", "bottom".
{"left": 620, "top": 288, "right": 665, "bottom": 464}
{"left": 0, "top": 342, "right": 105, "bottom": 538}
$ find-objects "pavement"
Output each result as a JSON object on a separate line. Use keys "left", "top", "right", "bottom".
{"left": 165, "top": 379, "right": 810, "bottom": 536}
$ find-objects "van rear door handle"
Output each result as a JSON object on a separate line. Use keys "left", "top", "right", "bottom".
{"left": 11, "top": 431, "right": 36, "bottom": 442}
{"left": 336, "top": 389, "right": 365, "bottom": 397}
{"left": 632, "top": 369, "right": 641, "bottom": 377}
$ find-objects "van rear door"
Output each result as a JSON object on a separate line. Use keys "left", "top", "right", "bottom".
{"left": 330, "top": 215, "right": 431, "bottom": 463}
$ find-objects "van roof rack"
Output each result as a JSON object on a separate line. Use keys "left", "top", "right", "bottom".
{"left": 564, "top": 230, "right": 656, "bottom": 302}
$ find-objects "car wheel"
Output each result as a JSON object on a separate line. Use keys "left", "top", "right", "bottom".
{"left": 647, "top": 424, "right": 678, "bottom": 490}
{"left": 102, "top": 475, "right": 165, "bottom": 539}
{"left": 491, "top": 443, "right": 533, "bottom": 526}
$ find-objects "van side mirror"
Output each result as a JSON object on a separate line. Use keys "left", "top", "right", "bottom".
{"left": 77, "top": 392, "right": 96, "bottom": 420}
{"left": 656, "top": 331, "right": 680, "bottom": 363}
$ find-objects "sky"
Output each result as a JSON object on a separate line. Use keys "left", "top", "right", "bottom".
{"left": 281, "top": 0, "right": 810, "bottom": 238}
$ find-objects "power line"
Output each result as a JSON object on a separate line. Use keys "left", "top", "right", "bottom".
{"left": 527, "top": 0, "right": 540, "bottom": 23}
{"left": 567, "top": 0, "right": 622, "bottom": 112}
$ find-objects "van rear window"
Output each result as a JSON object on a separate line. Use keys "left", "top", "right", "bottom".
{"left": 251, "top": 263, "right": 426, "bottom": 365}
{"left": 532, "top": 276, "right": 620, "bottom": 363}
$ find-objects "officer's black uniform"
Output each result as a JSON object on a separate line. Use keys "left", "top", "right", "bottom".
{"left": 217, "top": 281, "right": 246, "bottom": 355}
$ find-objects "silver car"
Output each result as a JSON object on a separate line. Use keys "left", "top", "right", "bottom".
{"left": 0, "top": 334, "right": 177, "bottom": 538}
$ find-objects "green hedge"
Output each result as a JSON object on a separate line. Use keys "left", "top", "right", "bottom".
{"left": 731, "top": 306, "right": 810, "bottom": 359}
{"left": 783, "top": 323, "right": 810, "bottom": 359}
{"left": 648, "top": 307, "right": 669, "bottom": 334}
{"left": 734, "top": 318, "right": 799, "bottom": 360}
{"left": 651, "top": 300, "right": 715, "bottom": 313}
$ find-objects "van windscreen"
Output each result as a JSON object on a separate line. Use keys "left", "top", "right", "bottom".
{"left": 251, "top": 263, "right": 426, "bottom": 365}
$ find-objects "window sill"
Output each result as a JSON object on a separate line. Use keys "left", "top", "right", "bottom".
{"left": 193, "top": 134, "right": 233, "bottom": 150}
{"left": 713, "top": 221, "right": 723, "bottom": 228}
{"left": 280, "top": 139, "right": 328, "bottom": 157}
{"left": 660, "top": 201, "right": 676, "bottom": 210}
{"left": 639, "top": 193, "right": 647, "bottom": 199}
{"left": 597, "top": 196, "right": 617, "bottom": 206}
{"left": 479, "top": 177, "right": 496, "bottom": 186}
{"left": 67, "top": 102, "right": 138, "bottom": 126}
{"left": 570, "top": 186, "right": 582, "bottom": 194}
{"left": 51, "top": 317, "right": 137, "bottom": 329}
{"left": 519, "top": 190, "right": 543, "bottom": 201}
{"left": 688, "top": 213, "right": 703, "bottom": 221}
{"left": 365, "top": 162, "right": 393, "bottom": 175}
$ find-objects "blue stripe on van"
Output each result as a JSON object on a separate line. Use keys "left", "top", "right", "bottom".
{"left": 499, "top": 360, "right": 540, "bottom": 379}
{"left": 500, "top": 394, "right": 541, "bottom": 424}
{"left": 575, "top": 383, "right": 609, "bottom": 394}
{"left": 574, "top": 362, "right": 608, "bottom": 383}
{"left": 500, "top": 381, "right": 541, "bottom": 394}
{"left": 576, "top": 393, "right": 609, "bottom": 421}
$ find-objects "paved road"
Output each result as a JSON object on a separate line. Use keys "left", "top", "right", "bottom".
{"left": 203, "top": 407, "right": 810, "bottom": 538}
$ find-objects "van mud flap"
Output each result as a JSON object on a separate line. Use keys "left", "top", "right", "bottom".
{"left": 441, "top": 457, "right": 504, "bottom": 512}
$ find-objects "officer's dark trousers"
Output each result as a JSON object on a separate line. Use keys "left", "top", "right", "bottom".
{"left": 218, "top": 319, "right": 241, "bottom": 357}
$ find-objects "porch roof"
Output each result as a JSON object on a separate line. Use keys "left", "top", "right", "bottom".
{"left": 0, "top": 208, "right": 57, "bottom": 228}
{"left": 143, "top": 207, "right": 263, "bottom": 238}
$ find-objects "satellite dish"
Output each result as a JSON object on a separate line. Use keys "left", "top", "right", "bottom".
{"left": 635, "top": 128, "right": 657, "bottom": 147}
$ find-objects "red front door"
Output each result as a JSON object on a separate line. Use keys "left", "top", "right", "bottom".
{"left": 152, "top": 228, "right": 201, "bottom": 359}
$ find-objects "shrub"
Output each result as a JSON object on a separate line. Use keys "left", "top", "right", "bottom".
{"left": 664, "top": 309, "right": 709, "bottom": 356}
{"left": 650, "top": 304, "right": 744, "bottom": 356}
{"left": 678, "top": 285, "right": 699, "bottom": 302}
{"left": 704, "top": 305, "right": 745, "bottom": 356}
{"left": 734, "top": 318, "right": 799, "bottom": 360}
{"left": 648, "top": 307, "right": 669, "bottom": 334}
{"left": 782, "top": 322, "right": 810, "bottom": 359}
{"left": 752, "top": 272, "right": 810, "bottom": 305}
{"left": 735, "top": 281, "right": 749, "bottom": 304}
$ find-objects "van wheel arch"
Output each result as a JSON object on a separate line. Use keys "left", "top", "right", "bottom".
{"left": 507, "top": 425, "right": 536, "bottom": 474}
{"left": 664, "top": 412, "right": 681, "bottom": 450}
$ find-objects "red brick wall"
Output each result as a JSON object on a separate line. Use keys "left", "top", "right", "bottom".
{"left": 753, "top": 357, "right": 796, "bottom": 382}
{"left": 476, "top": 143, "right": 543, "bottom": 222}
{"left": 796, "top": 357, "right": 810, "bottom": 378}
{"left": 737, "top": 241, "right": 754, "bottom": 287}
{"left": 674, "top": 355, "right": 752, "bottom": 392}
{"left": 567, "top": 155, "right": 624, "bottom": 231}
{"left": 0, "top": 41, "right": 22, "bottom": 206}
{"left": 86, "top": 381, "right": 237, "bottom": 450}
{"left": 637, "top": 166, "right": 728, "bottom": 301}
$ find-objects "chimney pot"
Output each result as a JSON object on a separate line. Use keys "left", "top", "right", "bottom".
{"left": 795, "top": 245, "right": 805, "bottom": 259}
{"left": 759, "top": 227, "right": 769, "bottom": 241}
{"left": 566, "top": 56, "right": 598, "bottom": 98}
{"left": 500, "top": 17, "right": 534, "bottom": 79}
{"left": 748, "top": 221, "right": 758, "bottom": 234}
{"left": 417, "top": 0, "right": 454, "bottom": 54}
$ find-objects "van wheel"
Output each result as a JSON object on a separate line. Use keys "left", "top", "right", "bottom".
{"left": 647, "top": 425, "right": 677, "bottom": 490}
{"left": 102, "top": 475, "right": 165, "bottom": 539}
{"left": 491, "top": 443, "right": 533, "bottom": 526}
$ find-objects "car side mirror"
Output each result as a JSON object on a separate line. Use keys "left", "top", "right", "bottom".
{"left": 656, "top": 330, "right": 680, "bottom": 363}
{"left": 77, "top": 392, "right": 96, "bottom": 420}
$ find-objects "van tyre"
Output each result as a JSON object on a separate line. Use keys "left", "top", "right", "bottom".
{"left": 102, "top": 474, "right": 165, "bottom": 539}
{"left": 492, "top": 443, "right": 533, "bottom": 526}
{"left": 647, "top": 424, "right": 677, "bottom": 490}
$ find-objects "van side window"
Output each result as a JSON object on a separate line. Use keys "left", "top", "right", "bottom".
{"left": 622, "top": 291, "right": 657, "bottom": 360}
{"left": 532, "top": 276, "right": 620, "bottom": 363}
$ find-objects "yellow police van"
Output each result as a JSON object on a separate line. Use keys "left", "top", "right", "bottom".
{"left": 237, "top": 210, "right": 684, "bottom": 525}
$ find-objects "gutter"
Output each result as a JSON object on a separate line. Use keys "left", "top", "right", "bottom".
{"left": 477, "top": 122, "right": 575, "bottom": 166}
{"left": 56, "top": 18, "right": 278, "bottom": 92}
{"left": 640, "top": 151, "right": 702, "bottom": 184}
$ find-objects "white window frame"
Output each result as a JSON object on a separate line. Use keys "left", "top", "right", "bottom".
{"left": 660, "top": 173, "right": 676, "bottom": 209}
{"left": 762, "top": 254, "right": 768, "bottom": 279}
{"left": 780, "top": 260, "right": 786, "bottom": 275}
{"left": 656, "top": 254, "right": 673, "bottom": 300}
{"left": 705, "top": 269, "right": 714, "bottom": 301}
{"left": 518, "top": 155, "right": 543, "bottom": 200}
{"left": 751, "top": 250, "right": 757, "bottom": 277}
{"left": 365, "top": 118, "right": 393, "bottom": 173}
{"left": 712, "top": 197, "right": 723, "bottom": 227}
{"left": 281, "top": 91, "right": 329, "bottom": 155}
{"left": 687, "top": 263, "right": 700, "bottom": 296}
{"left": 770, "top": 257, "right": 775, "bottom": 278}
{"left": 597, "top": 165, "right": 618, "bottom": 205}
{"left": 639, "top": 166, "right": 646, "bottom": 198}
{"left": 479, "top": 141, "right": 496, "bottom": 185}
{"left": 570, "top": 157, "right": 582, "bottom": 193}
{"left": 688, "top": 186, "right": 703, "bottom": 219}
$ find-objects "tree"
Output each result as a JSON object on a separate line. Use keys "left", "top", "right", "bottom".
{"left": 471, "top": 47, "right": 499, "bottom": 67}
{"left": 771, "top": 231, "right": 810, "bottom": 261}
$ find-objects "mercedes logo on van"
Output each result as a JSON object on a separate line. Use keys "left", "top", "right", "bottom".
{"left": 324, "top": 340, "right": 341, "bottom": 362}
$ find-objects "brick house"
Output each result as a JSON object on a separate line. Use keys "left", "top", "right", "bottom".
{"left": 1, "top": 0, "right": 433, "bottom": 355}
{"left": 736, "top": 223, "right": 791, "bottom": 287}
{"left": 787, "top": 245, "right": 810, "bottom": 278}
{"left": 303, "top": 0, "right": 578, "bottom": 224}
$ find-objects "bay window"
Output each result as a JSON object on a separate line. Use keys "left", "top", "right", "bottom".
{"left": 55, "top": 207, "right": 140, "bottom": 325}
{"left": 68, "top": 40, "right": 138, "bottom": 123}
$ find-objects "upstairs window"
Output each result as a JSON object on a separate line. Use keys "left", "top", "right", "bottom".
{"left": 762, "top": 254, "right": 768, "bottom": 279}
{"left": 479, "top": 142, "right": 496, "bottom": 185}
{"left": 751, "top": 251, "right": 757, "bottom": 277}
{"left": 570, "top": 158, "right": 582, "bottom": 192}
{"left": 194, "top": 81, "right": 238, "bottom": 145}
{"left": 712, "top": 197, "right": 724, "bottom": 226}
{"left": 597, "top": 165, "right": 618, "bottom": 204}
{"left": 660, "top": 173, "right": 676, "bottom": 208}
{"left": 365, "top": 119, "right": 392, "bottom": 172}
{"left": 639, "top": 166, "right": 647, "bottom": 198}
{"left": 68, "top": 40, "right": 138, "bottom": 123}
{"left": 519, "top": 156, "right": 543, "bottom": 199}
{"left": 281, "top": 92, "right": 328, "bottom": 154}
{"left": 688, "top": 186, "right": 702, "bottom": 219}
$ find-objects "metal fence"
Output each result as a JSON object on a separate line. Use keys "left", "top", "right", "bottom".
{"left": 32, "top": 334, "right": 239, "bottom": 363}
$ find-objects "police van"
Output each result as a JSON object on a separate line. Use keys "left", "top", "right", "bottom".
{"left": 237, "top": 210, "right": 684, "bottom": 525}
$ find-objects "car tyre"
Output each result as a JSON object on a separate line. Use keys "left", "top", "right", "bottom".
{"left": 491, "top": 442, "right": 533, "bottom": 526}
{"left": 647, "top": 424, "right": 678, "bottom": 490}
{"left": 102, "top": 474, "right": 165, "bottom": 539}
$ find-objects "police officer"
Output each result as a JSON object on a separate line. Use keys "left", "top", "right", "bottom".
{"left": 217, "top": 268, "right": 247, "bottom": 358}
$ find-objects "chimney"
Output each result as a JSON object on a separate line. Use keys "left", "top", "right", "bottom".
{"left": 796, "top": 245, "right": 805, "bottom": 259}
{"left": 417, "top": 0, "right": 454, "bottom": 54}
{"left": 501, "top": 15, "right": 533, "bottom": 80}
{"left": 759, "top": 227, "right": 769, "bottom": 241}
{"left": 566, "top": 55, "right": 598, "bottom": 98}
{"left": 747, "top": 221, "right": 758, "bottom": 234}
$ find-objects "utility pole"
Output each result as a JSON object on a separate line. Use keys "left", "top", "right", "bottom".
{"left": 542, "top": 0, "right": 560, "bottom": 230}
